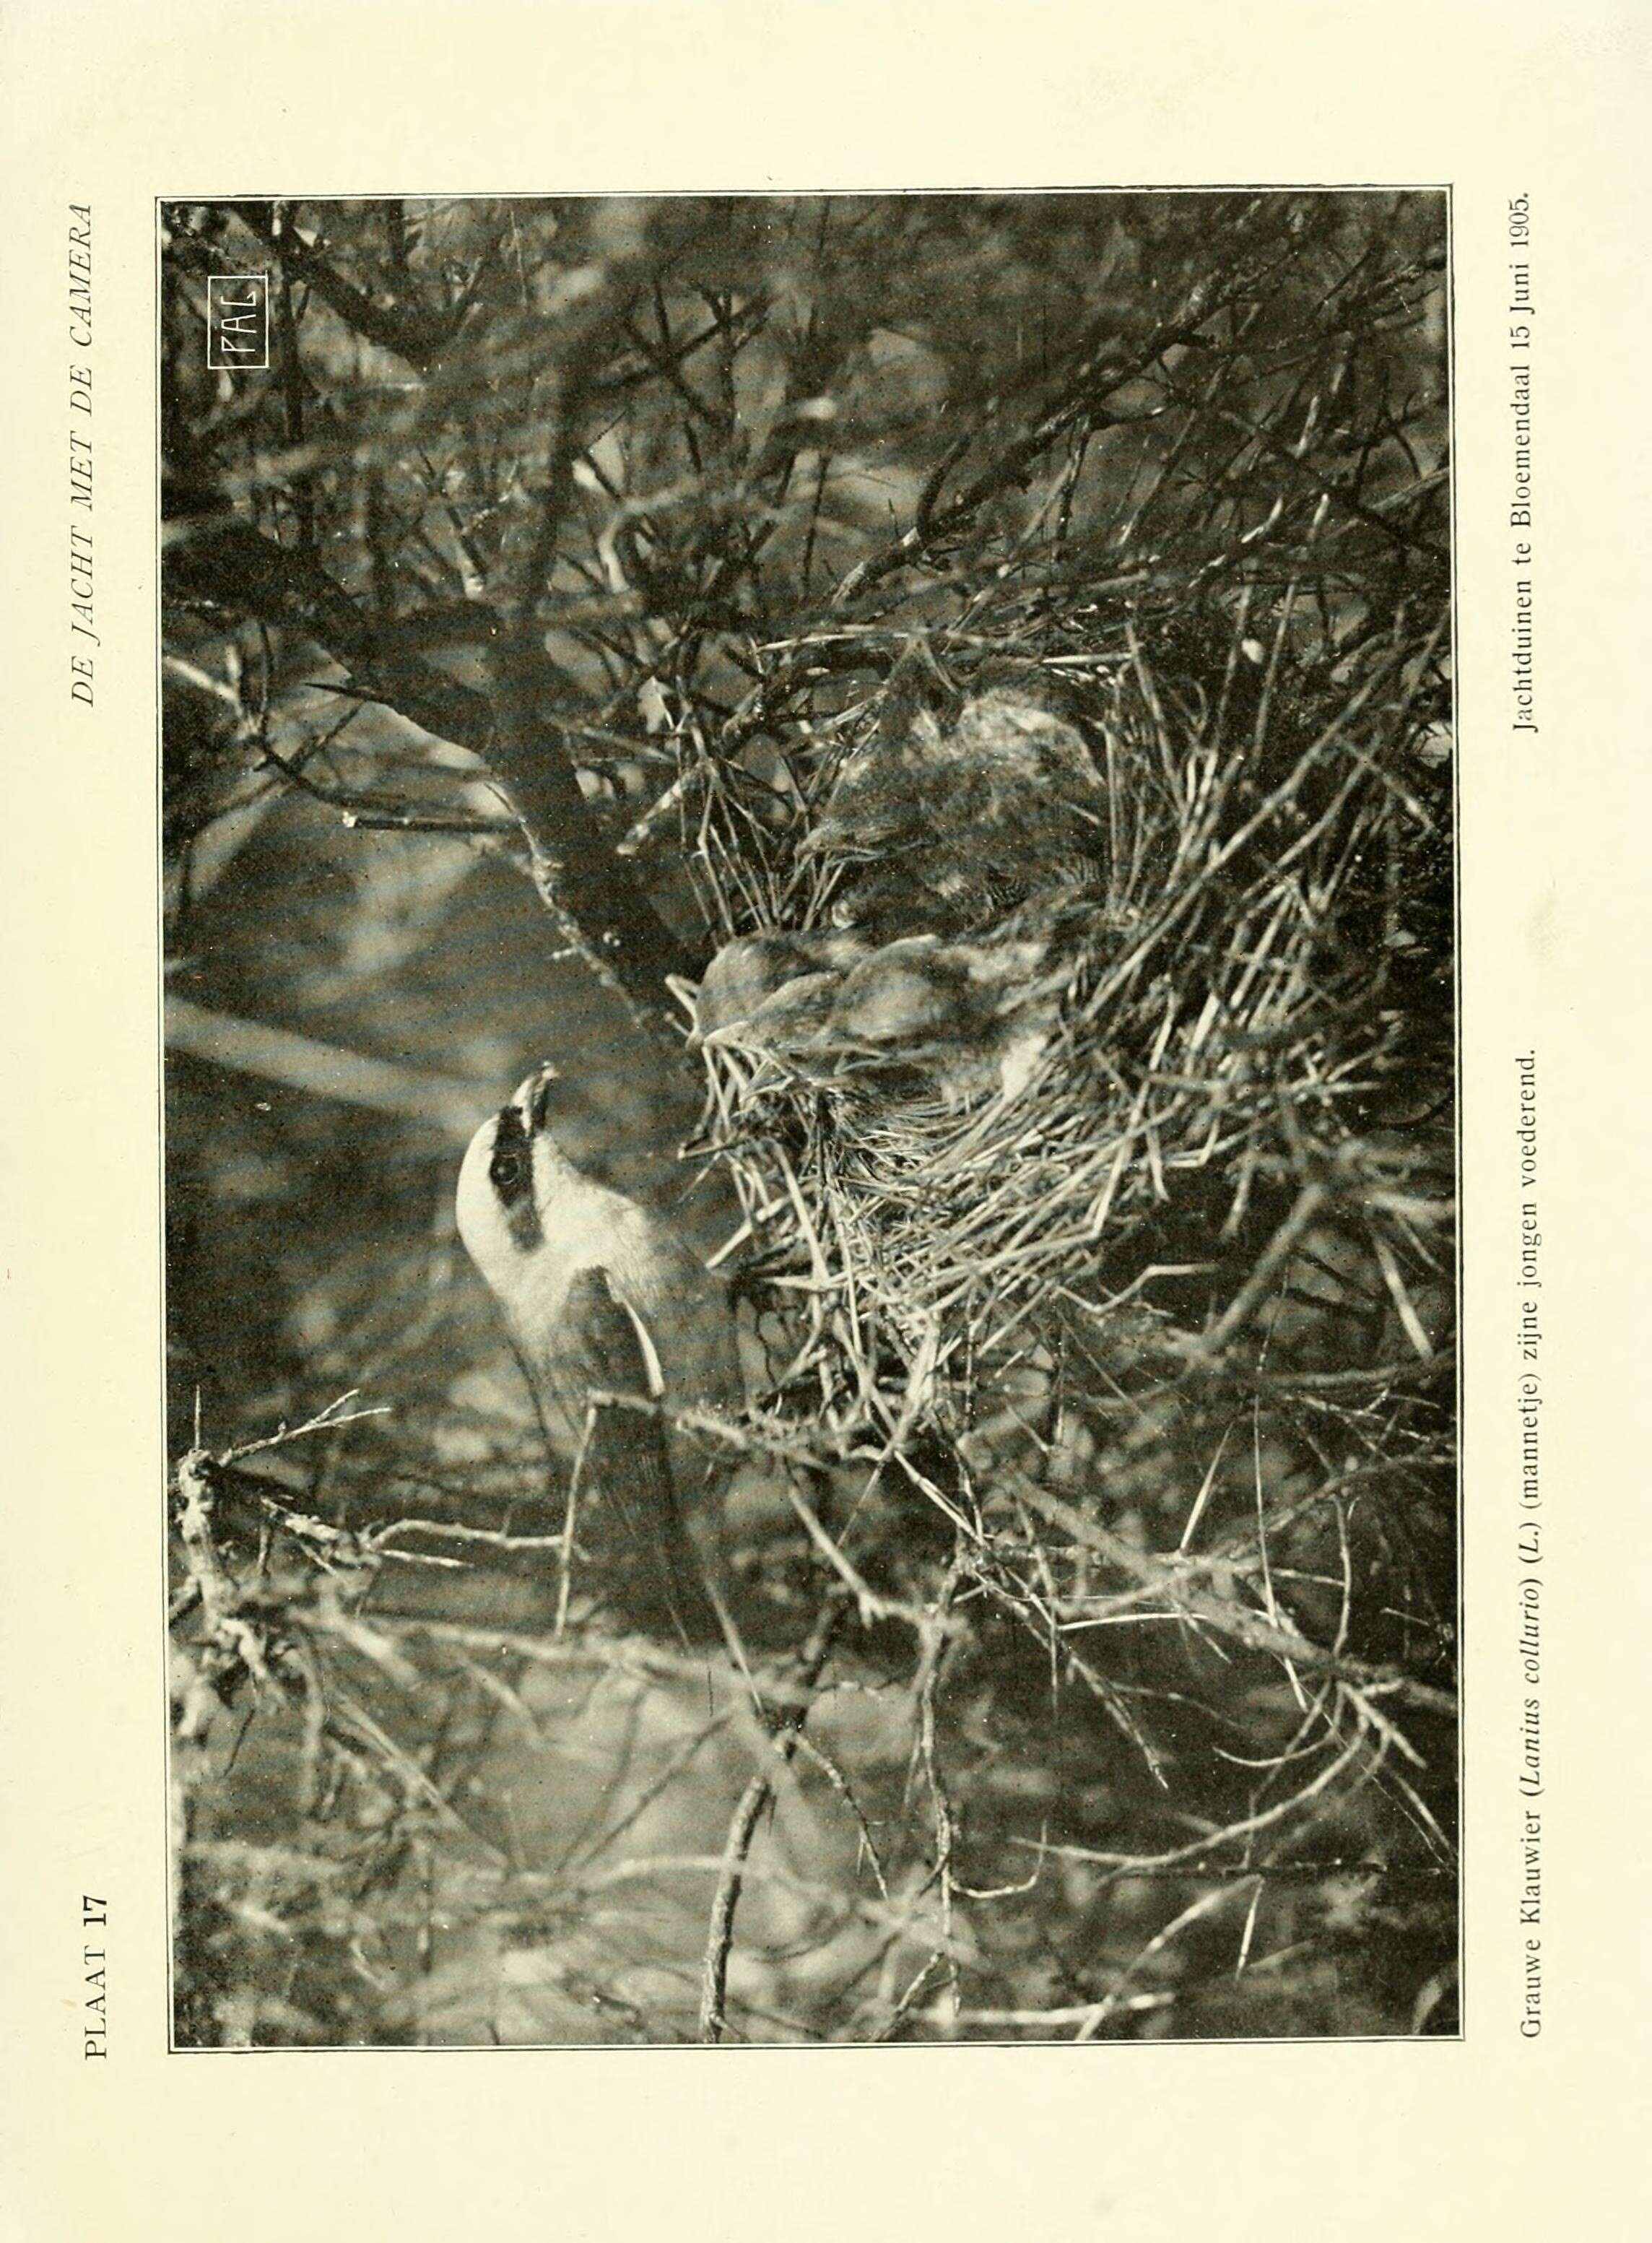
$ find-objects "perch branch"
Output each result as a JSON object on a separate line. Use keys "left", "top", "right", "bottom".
{"left": 165, "top": 518, "right": 702, "bottom": 1027}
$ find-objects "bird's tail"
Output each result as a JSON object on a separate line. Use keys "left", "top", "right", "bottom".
{"left": 522, "top": 1267, "right": 734, "bottom": 1654}
{"left": 574, "top": 1398, "right": 726, "bottom": 1652}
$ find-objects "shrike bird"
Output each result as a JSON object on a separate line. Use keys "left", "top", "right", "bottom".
{"left": 690, "top": 929, "right": 871, "bottom": 1048}
{"left": 824, "top": 933, "right": 1058, "bottom": 1102}
{"left": 801, "top": 680, "right": 1107, "bottom": 940}
{"left": 695, "top": 924, "right": 1061, "bottom": 1105}
{"left": 456, "top": 1066, "right": 744, "bottom": 1643}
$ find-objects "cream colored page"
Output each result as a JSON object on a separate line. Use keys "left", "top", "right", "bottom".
{"left": 1, "top": 2, "right": 1647, "bottom": 2236}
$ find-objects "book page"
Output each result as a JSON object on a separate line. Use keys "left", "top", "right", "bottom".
{"left": 1, "top": 3, "right": 1645, "bottom": 2234}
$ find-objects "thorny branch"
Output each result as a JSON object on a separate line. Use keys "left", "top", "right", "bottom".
{"left": 698, "top": 1591, "right": 848, "bottom": 2043}
{"left": 165, "top": 516, "right": 702, "bottom": 1028}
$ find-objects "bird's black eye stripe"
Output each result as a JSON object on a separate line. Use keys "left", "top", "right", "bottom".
{"left": 489, "top": 1103, "right": 543, "bottom": 1251}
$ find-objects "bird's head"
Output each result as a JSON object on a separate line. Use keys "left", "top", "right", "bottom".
{"left": 455, "top": 1065, "right": 579, "bottom": 1298}
{"left": 691, "top": 936, "right": 809, "bottom": 1046}
{"left": 692, "top": 929, "right": 871, "bottom": 1046}
{"left": 826, "top": 936, "right": 965, "bottom": 1048}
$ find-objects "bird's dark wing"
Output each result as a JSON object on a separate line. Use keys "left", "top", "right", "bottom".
{"left": 553, "top": 1266, "right": 722, "bottom": 1648}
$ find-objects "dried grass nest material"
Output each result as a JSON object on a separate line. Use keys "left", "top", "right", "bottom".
{"left": 687, "top": 635, "right": 1453, "bottom": 1451}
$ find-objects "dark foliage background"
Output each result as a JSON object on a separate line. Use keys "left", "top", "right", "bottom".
{"left": 162, "top": 191, "right": 1455, "bottom": 2045}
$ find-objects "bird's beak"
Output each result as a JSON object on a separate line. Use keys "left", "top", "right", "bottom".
{"left": 516, "top": 1064, "right": 559, "bottom": 1137}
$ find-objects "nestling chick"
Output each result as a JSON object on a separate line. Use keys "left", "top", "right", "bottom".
{"left": 825, "top": 934, "right": 1058, "bottom": 1103}
{"left": 690, "top": 929, "right": 871, "bottom": 1047}
{"left": 701, "top": 971, "right": 846, "bottom": 1086}
{"left": 801, "top": 677, "right": 1108, "bottom": 940}
{"left": 456, "top": 1065, "right": 744, "bottom": 1641}
{"left": 799, "top": 703, "right": 955, "bottom": 869}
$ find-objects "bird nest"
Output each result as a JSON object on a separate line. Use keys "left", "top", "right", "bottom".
{"left": 684, "top": 611, "right": 1453, "bottom": 1547}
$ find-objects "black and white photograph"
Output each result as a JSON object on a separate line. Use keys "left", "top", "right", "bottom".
{"left": 160, "top": 191, "right": 1457, "bottom": 2047}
